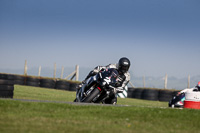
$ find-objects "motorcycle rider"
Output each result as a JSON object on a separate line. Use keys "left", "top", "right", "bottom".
{"left": 194, "top": 81, "right": 200, "bottom": 91}
{"left": 80, "top": 57, "right": 131, "bottom": 104}
{"left": 178, "top": 81, "right": 200, "bottom": 94}
{"left": 169, "top": 81, "right": 200, "bottom": 108}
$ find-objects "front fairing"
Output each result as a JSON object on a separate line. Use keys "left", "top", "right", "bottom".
{"left": 76, "top": 68, "right": 119, "bottom": 103}
{"left": 98, "top": 68, "right": 119, "bottom": 89}
{"left": 169, "top": 92, "right": 185, "bottom": 107}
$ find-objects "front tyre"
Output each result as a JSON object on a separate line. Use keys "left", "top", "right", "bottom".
{"left": 81, "top": 88, "right": 100, "bottom": 103}
{"left": 74, "top": 98, "right": 77, "bottom": 102}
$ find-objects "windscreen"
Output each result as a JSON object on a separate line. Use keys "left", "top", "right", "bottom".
{"left": 101, "top": 68, "right": 119, "bottom": 86}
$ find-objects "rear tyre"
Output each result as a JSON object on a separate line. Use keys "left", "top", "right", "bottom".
{"left": 81, "top": 88, "right": 100, "bottom": 103}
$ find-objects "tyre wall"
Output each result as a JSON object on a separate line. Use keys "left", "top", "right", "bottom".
{"left": 128, "top": 87, "right": 178, "bottom": 102}
{"left": 0, "top": 73, "right": 81, "bottom": 98}
{"left": 1, "top": 72, "right": 179, "bottom": 102}
{"left": 0, "top": 73, "right": 14, "bottom": 98}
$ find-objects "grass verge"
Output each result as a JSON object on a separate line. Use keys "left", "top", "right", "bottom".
{"left": 0, "top": 85, "right": 199, "bottom": 133}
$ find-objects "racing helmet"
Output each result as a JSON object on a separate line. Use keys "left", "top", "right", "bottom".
{"left": 117, "top": 57, "right": 130, "bottom": 74}
{"left": 196, "top": 81, "right": 200, "bottom": 91}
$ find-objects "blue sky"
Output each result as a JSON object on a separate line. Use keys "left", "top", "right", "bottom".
{"left": 0, "top": 0, "right": 200, "bottom": 79}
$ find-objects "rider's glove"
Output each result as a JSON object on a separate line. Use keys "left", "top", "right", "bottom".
{"left": 116, "top": 87, "right": 124, "bottom": 93}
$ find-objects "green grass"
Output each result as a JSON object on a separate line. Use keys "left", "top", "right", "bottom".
{"left": 13, "top": 85, "right": 75, "bottom": 102}
{"left": 13, "top": 85, "right": 167, "bottom": 107}
{"left": 0, "top": 85, "right": 200, "bottom": 133}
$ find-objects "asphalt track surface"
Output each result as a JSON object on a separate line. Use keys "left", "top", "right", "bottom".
{"left": 0, "top": 98, "right": 130, "bottom": 107}
{"left": 0, "top": 98, "right": 172, "bottom": 109}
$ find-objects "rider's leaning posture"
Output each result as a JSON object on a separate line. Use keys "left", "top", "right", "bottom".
{"left": 81, "top": 57, "right": 131, "bottom": 104}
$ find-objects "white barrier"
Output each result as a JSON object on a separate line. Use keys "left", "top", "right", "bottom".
{"left": 184, "top": 91, "right": 200, "bottom": 109}
{"left": 185, "top": 91, "right": 200, "bottom": 101}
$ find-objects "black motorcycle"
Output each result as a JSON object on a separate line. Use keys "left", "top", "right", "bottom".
{"left": 168, "top": 92, "right": 185, "bottom": 108}
{"left": 74, "top": 68, "right": 119, "bottom": 103}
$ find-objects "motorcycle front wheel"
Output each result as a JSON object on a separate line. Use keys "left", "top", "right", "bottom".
{"left": 81, "top": 88, "right": 100, "bottom": 103}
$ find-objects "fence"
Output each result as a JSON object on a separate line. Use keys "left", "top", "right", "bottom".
{"left": 139, "top": 74, "right": 192, "bottom": 90}
{"left": 0, "top": 60, "right": 194, "bottom": 100}
{"left": 24, "top": 60, "right": 79, "bottom": 81}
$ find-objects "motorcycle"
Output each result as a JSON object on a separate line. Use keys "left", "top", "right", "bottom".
{"left": 74, "top": 68, "right": 119, "bottom": 104}
{"left": 168, "top": 92, "right": 185, "bottom": 108}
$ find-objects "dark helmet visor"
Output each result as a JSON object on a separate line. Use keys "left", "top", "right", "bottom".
{"left": 119, "top": 66, "right": 129, "bottom": 73}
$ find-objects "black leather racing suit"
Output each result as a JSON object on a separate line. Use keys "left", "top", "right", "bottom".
{"left": 85, "top": 64, "right": 130, "bottom": 104}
